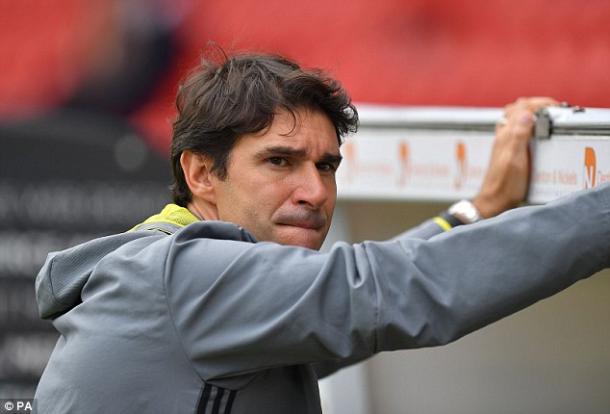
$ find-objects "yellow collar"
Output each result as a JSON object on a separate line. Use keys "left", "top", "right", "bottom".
{"left": 132, "top": 204, "right": 199, "bottom": 230}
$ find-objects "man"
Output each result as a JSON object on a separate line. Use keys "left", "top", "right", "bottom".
{"left": 34, "top": 54, "right": 608, "bottom": 414}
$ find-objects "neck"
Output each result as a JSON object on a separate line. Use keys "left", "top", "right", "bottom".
{"left": 187, "top": 200, "right": 218, "bottom": 221}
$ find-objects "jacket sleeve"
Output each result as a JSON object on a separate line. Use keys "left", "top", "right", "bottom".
{"left": 393, "top": 216, "right": 447, "bottom": 240}
{"left": 164, "top": 185, "right": 610, "bottom": 381}
{"left": 313, "top": 214, "right": 447, "bottom": 378}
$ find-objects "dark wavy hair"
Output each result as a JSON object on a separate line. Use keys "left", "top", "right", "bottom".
{"left": 170, "top": 52, "right": 359, "bottom": 206}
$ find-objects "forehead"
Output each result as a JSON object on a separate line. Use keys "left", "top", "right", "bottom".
{"left": 237, "top": 109, "right": 340, "bottom": 155}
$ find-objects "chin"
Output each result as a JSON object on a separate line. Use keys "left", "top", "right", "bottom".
{"left": 279, "top": 236, "right": 323, "bottom": 250}
{"left": 293, "top": 239, "right": 323, "bottom": 250}
{"left": 274, "top": 227, "right": 326, "bottom": 250}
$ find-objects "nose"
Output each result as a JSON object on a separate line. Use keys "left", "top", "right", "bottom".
{"left": 292, "top": 164, "right": 329, "bottom": 209}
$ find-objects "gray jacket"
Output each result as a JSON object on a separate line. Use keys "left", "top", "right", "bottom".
{"left": 34, "top": 185, "right": 610, "bottom": 414}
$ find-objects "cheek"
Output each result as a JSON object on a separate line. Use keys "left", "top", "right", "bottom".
{"left": 261, "top": 178, "right": 297, "bottom": 207}
{"left": 324, "top": 200, "right": 336, "bottom": 225}
{"left": 239, "top": 186, "right": 282, "bottom": 226}
{"left": 215, "top": 184, "right": 252, "bottom": 224}
{"left": 325, "top": 181, "right": 337, "bottom": 213}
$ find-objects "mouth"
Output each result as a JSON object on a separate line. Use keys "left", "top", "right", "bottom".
{"left": 272, "top": 211, "right": 328, "bottom": 249}
{"left": 275, "top": 213, "right": 326, "bottom": 231}
{"left": 277, "top": 219, "right": 324, "bottom": 231}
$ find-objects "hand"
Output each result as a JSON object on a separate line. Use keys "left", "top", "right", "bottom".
{"left": 472, "top": 97, "right": 558, "bottom": 218}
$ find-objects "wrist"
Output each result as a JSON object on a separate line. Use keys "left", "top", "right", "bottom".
{"left": 471, "top": 196, "right": 496, "bottom": 219}
{"left": 447, "top": 199, "right": 482, "bottom": 225}
{"left": 433, "top": 199, "right": 483, "bottom": 232}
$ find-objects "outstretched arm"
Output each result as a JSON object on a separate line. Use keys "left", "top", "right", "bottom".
{"left": 473, "top": 97, "right": 557, "bottom": 218}
{"left": 317, "top": 97, "right": 558, "bottom": 378}
{"left": 401, "top": 97, "right": 558, "bottom": 241}
{"left": 167, "top": 184, "right": 610, "bottom": 382}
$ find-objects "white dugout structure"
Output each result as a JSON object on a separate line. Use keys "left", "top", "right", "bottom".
{"left": 319, "top": 105, "right": 610, "bottom": 414}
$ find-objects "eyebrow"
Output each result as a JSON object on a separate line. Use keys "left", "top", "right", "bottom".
{"left": 256, "top": 146, "right": 343, "bottom": 165}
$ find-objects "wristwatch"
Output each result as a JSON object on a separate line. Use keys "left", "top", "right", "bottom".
{"left": 447, "top": 199, "right": 482, "bottom": 225}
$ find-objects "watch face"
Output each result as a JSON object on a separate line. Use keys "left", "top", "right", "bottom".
{"left": 449, "top": 200, "right": 481, "bottom": 224}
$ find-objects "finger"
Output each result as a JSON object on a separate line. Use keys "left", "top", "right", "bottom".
{"left": 501, "top": 97, "right": 559, "bottom": 127}
{"left": 522, "top": 97, "right": 559, "bottom": 112}
{"left": 511, "top": 97, "right": 559, "bottom": 113}
{"left": 507, "top": 110, "right": 536, "bottom": 144}
{"left": 496, "top": 110, "right": 535, "bottom": 145}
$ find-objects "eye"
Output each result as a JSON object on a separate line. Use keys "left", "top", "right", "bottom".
{"left": 268, "top": 157, "right": 288, "bottom": 167}
{"left": 317, "top": 162, "right": 338, "bottom": 173}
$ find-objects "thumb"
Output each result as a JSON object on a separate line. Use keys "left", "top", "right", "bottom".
{"left": 510, "top": 111, "right": 536, "bottom": 141}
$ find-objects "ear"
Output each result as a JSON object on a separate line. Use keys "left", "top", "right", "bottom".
{"left": 180, "top": 151, "right": 217, "bottom": 205}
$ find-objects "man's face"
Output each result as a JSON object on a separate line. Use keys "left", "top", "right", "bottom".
{"left": 211, "top": 109, "right": 341, "bottom": 250}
